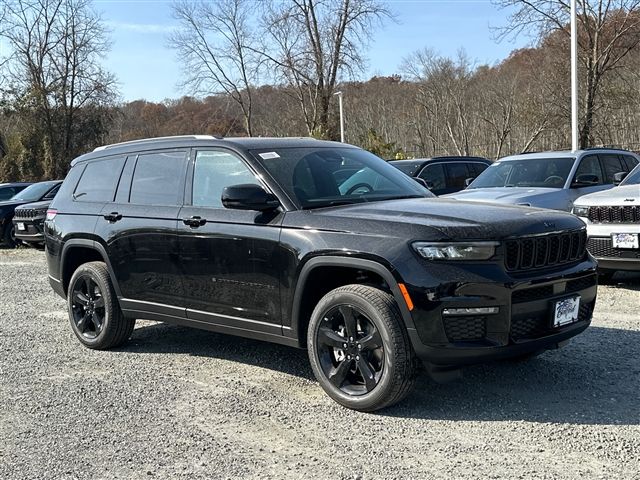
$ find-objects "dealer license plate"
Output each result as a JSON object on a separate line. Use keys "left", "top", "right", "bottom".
{"left": 612, "top": 233, "right": 639, "bottom": 249}
{"left": 16, "top": 222, "right": 26, "bottom": 231}
{"left": 554, "top": 296, "right": 580, "bottom": 328}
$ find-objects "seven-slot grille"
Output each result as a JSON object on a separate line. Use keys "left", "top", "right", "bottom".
{"left": 504, "top": 230, "right": 587, "bottom": 272}
{"left": 14, "top": 207, "right": 46, "bottom": 219}
{"left": 588, "top": 205, "right": 640, "bottom": 223}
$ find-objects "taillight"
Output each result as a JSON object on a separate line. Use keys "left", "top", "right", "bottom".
{"left": 46, "top": 209, "right": 57, "bottom": 220}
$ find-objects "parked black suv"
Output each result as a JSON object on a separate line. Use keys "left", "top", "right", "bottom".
{"left": 1, "top": 180, "right": 61, "bottom": 247}
{"left": 45, "top": 136, "right": 597, "bottom": 411}
{"left": 0, "top": 182, "right": 32, "bottom": 201}
{"left": 390, "top": 156, "right": 491, "bottom": 195}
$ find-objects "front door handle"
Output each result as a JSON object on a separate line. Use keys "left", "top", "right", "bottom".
{"left": 183, "top": 216, "right": 206, "bottom": 228}
{"left": 103, "top": 212, "right": 122, "bottom": 222}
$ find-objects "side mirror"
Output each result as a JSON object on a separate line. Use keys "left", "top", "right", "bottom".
{"left": 413, "top": 177, "right": 430, "bottom": 189}
{"left": 613, "top": 171, "right": 628, "bottom": 185}
{"left": 221, "top": 184, "right": 280, "bottom": 212}
{"left": 572, "top": 174, "right": 599, "bottom": 188}
{"left": 464, "top": 177, "right": 475, "bottom": 187}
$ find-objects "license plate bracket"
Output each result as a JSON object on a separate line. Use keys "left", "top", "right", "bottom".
{"left": 16, "top": 222, "right": 25, "bottom": 231}
{"left": 612, "top": 233, "right": 639, "bottom": 249}
{"left": 553, "top": 296, "right": 580, "bottom": 328}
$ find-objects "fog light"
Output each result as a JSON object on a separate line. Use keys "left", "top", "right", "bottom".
{"left": 442, "top": 307, "right": 499, "bottom": 316}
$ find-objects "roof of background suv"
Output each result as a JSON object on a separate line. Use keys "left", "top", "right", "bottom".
{"left": 498, "top": 148, "right": 638, "bottom": 162}
{"left": 71, "top": 136, "right": 354, "bottom": 166}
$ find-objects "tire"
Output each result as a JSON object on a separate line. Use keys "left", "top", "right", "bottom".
{"left": 3, "top": 224, "right": 17, "bottom": 248}
{"left": 67, "top": 261, "right": 135, "bottom": 349}
{"left": 307, "top": 285, "right": 416, "bottom": 412}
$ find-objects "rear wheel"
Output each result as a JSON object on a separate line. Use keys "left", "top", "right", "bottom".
{"left": 307, "top": 285, "right": 416, "bottom": 412}
{"left": 68, "top": 261, "right": 135, "bottom": 349}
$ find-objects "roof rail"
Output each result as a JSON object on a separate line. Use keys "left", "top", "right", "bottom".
{"left": 584, "top": 146, "right": 630, "bottom": 152}
{"left": 93, "top": 135, "right": 223, "bottom": 152}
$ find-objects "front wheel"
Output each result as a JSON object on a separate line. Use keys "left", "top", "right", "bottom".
{"left": 3, "top": 224, "right": 18, "bottom": 248}
{"left": 307, "top": 285, "right": 416, "bottom": 412}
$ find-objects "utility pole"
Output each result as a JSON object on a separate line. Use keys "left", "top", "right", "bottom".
{"left": 334, "top": 91, "right": 345, "bottom": 143}
{"left": 571, "top": 0, "right": 579, "bottom": 151}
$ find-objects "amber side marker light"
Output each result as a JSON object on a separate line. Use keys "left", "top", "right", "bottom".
{"left": 398, "top": 283, "right": 414, "bottom": 311}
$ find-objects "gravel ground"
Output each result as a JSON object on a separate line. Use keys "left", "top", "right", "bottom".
{"left": 1, "top": 248, "right": 639, "bottom": 480}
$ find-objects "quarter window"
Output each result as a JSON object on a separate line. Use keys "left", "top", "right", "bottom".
{"left": 74, "top": 157, "right": 125, "bottom": 202}
{"left": 130, "top": 151, "right": 187, "bottom": 206}
{"left": 193, "top": 150, "right": 259, "bottom": 208}
{"left": 622, "top": 155, "right": 639, "bottom": 171}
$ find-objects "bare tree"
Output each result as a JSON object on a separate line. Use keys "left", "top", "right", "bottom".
{"left": 494, "top": 0, "right": 640, "bottom": 148}
{"left": 170, "top": 0, "right": 259, "bottom": 136}
{"left": 259, "top": 0, "right": 391, "bottom": 138}
{"left": 1, "top": 0, "right": 116, "bottom": 178}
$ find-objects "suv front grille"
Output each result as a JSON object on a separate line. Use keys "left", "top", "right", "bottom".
{"left": 443, "top": 316, "right": 486, "bottom": 342}
{"left": 587, "top": 237, "right": 640, "bottom": 259}
{"left": 511, "top": 301, "right": 593, "bottom": 341}
{"left": 505, "top": 230, "right": 587, "bottom": 272}
{"left": 588, "top": 206, "right": 640, "bottom": 223}
{"left": 14, "top": 208, "right": 46, "bottom": 219}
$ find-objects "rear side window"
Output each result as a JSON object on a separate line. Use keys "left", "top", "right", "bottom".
{"left": 599, "top": 154, "right": 625, "bottom": 183}
{"left": 130, "top": 151, "right": 187, "bottom": 206}
{"left": 470, "top": 162, "right": 489, "bottom": 176}
{"left": 74, "top": 157, "right": 125, "bottom": 202}
{"left": 0, "top": 187, "right": 17, "bottom": 200}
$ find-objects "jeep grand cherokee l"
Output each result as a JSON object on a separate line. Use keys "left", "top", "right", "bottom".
{"left": 44, "top": 136, "right": 597, "bottom": 411}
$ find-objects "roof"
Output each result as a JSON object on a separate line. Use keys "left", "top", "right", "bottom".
{"left": 71, "top": 136, "right": 354, "bottom": 166}
{"left": 0, "top": 182, "right": 33, "bottom": 187}
{"left": 391, "top": 156, "right": 490, "bottom": 164}
{"left": 500, "top": 148, "right": 638, "bottom": 162}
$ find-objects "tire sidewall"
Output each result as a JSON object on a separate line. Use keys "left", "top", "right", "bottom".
{"left": 67, "top": 263, "right": 113, "bottom": 347}
{"left": 308, "top": 289, "right": 400, "bottom": 411}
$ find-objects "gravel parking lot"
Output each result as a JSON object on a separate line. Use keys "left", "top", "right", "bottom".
{"left": 1, "top": 248, "right": 639, "bottom": 480}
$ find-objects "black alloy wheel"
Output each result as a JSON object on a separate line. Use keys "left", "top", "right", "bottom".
{"left": 70, "top": 275, "right": 106, "bottom": 339}
{"left": 307, "top": 285, "right": 416, "bottom": 412}
{"left": 315, "top": 304, "right": 384, "bottom": 395}
{"left": 67, "top": 261, "right": 135, "bottom": 349}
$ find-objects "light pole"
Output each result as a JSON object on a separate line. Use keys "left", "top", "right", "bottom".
{"left": 334, "top": 91, "right": 345, "bottom": 143}
{"left": 571, "top": 0, "right": 578, "bottom": 151}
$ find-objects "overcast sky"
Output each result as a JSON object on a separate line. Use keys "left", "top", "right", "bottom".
{"left": 94, "top": 0, "right": 530, "bottom": 102}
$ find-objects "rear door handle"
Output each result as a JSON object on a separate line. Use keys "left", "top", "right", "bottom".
{"left": 183, "top": 216, "right": 206, "bottom": 228}
{"left": 103, "top": 212, "right": 122, "bottom": 222}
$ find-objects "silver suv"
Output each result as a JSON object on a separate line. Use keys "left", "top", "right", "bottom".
{"left": 447, "top": 149, "right": 639, "bottom": 211}
{"left": 573, "top": 164, "right": 640, "bottom": 277}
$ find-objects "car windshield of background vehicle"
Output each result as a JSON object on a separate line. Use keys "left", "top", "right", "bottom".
{"left": 621, "top": 164, "right": 640, "bottom": 185}
{"left": 468, "top": 157, "right": 575, "bottom": 189}
{"left": 10, "top": 182, "right": 56, "bottom": 202}
{"left": 251, "top": 147, "right": 432, "bottom": 209}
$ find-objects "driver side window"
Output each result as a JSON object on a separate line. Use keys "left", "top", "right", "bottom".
{"left": 574, "top": 155, "right": 603, "bottom": 185}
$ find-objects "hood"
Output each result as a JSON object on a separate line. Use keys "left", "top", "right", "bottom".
{"left": 444, "top": 187, "right": 559, "bottom": 205}
{"left": 307, "top": 198, "right": 584, "bottom": 240}
{"left": 574, "top": 184, "right": 640, "bottom": 206}
{"left": 14, "top": 200, "right": 51, "bottom": 211}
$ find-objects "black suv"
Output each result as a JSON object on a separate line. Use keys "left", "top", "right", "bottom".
{"left": 1, "top": 180, "right": 61, "bottom": 247}
{"left": 390, "top": 156, "right": 491, "bottom": 195}
{"left": 45, "top": 136, "right": 597, "bottom": 411}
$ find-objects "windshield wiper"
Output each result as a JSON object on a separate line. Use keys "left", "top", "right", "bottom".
{"left": 301, "top": 200, "right": 358, "bottom": 210}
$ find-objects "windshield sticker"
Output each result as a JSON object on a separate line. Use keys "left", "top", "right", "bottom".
{"left": 259, "top": 152, "right": 280, "bottom": 160}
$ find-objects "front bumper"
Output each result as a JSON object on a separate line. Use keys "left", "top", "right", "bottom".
{"left": 587, "top": 236, "right": 640, "bottom": 272}
{"left": 402, "top": 258, "right": 597, "bottom": 366}
{"left": 13, "top": 217, "right": 45, "bottom": 244}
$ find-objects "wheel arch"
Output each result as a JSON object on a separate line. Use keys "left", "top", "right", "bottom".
{"left": 290, "top": 256, "right": 415, "bottom": 347}
{"left": 60, "top": 239, "right": 122, "bottom": 297}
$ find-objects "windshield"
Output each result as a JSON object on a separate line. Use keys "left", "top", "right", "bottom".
{"left": 621, "top": 164, "right": 640, "bottom": 185}
{"left": 11, "top": 182, "right": 57, "bottom": 202}
{"left": 251, "top": 147, "right": 432, "bottom": 209}
{"left": 468, "top": 157, "right": 575, "bottom": 189}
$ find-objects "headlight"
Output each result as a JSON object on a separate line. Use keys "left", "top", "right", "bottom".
{"left": 573, "top": 205, "right": 589, "bottom": 218}
{"left": 413, "top": 241, "right": 499, "bottom": 261}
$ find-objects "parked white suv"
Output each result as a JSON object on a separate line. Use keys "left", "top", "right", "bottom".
{"left": 573, "top": 164, "right": 640, "bottom": 278}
